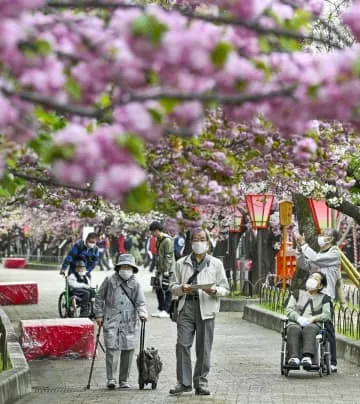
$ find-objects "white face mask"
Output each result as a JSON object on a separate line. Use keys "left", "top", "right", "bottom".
{"left": 317, "top": 236, "right": 329, "bottom": 248}
{"left": 192, "top": 241, "right": 208, "bottom": 255}
{"left": 87, "top": 242, "right": 96, "bottom": 249}
{"left": 119, "top": 270, "right": 133, "bottom": 280}
{"left": 78, "top": 270, "right": 86, "bottom": 277}
{"left": 306, "top": 278, "right": 319, "bottom": 291}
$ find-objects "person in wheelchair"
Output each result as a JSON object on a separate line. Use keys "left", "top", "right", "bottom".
{"left": 68, "top": 260, "right": 92, "bottom": 317}
{"left": 285, "top": 272, "right": 332, "bottom": 369}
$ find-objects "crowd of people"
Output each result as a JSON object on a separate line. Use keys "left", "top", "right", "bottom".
{"left": 57, "top": 224, "right": 346, "bottom": 393}
{"left": 60, "top": 224, "right": 229, "bottom": 395}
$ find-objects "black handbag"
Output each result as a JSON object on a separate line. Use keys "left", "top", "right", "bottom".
{"left": 150, "top": 276, "right": 161, "bottom": 288}
{"left": 169, "top": 299, "right": 179, "bottom": 323}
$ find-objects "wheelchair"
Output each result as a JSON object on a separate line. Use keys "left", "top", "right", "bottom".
{"left": 58, "top": 275, "right": 96, "bottom": 319}
{"left": 280, "top": 318, "right": 331, "bottom": 377}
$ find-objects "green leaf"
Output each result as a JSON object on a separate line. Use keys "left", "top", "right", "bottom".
{"left": 146, "top": 69, "right": 160, "bottom": 85}
{"left": 285, "top": 9, "right": 311, "bottom": 31}
{"left": 66, "top": 76, "right": 82, "bottom": 101}
{"left": 36, "top": 39, "right": 52, "bottom": 56}
{"left": 279, "top": 37, "right": 302, "bottom": 51}
{"left": 307, "top": 84, "right": 320, "bottom": 100}
{"left": 6, "top": 158, "right": 16, "bottom": 170}
{"left": 211, "top": 42, "right": 233, "bottom": 69}
{"left": 115, "top": 133, "right": 146, "bottom": 167}
{"left": 99, "top": 93, "right": 112, "bottom": 108}
{"left": 43, "top": 144, "right": 76, "bottom": 164}
{"left": 18, "top": 39, "right": 52, "bottom": 57}
{"left": 235, "top": 80, "right": 247, "bottom": 91}
{"left": 353, "top": 58, "right": 360, "bottom": 77}
{"left": 148, "top": 108, "right": 163, "bottom": 124}
{"left": 258, "top": 37, "right": 271, "bottom": 53}
{"left": 159, "top": 99, "right": 180, "bottom": 114}
{"left": 131, "top": 15, "right": 168, "bottom": 45}
{"left": 0, "top": 172, "right": 26, "bottom": 195}
{"left": 35, "top": 107, "right": 66, "bottom": 130}
{"left": 252, "top": 60, "right": 272, "bottom": 81}
{"left": 123, "top": 182, "right": 155, "bottom": 212}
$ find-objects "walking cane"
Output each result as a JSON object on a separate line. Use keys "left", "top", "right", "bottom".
{"left": 86, "top": 325, "right": 102, "bottom": 390}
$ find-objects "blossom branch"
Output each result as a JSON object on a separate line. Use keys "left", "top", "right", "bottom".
{"left": 9, "top": 170, "right": 93, "bottom": 193}
{"left": 115, "top": 86, "right": 296, "bottom": 106}
{"left": 46, "top": 0, "right": 343, "bottom": 48}
{"left": 0, "top": 87, "right": 102, "bottom": 119}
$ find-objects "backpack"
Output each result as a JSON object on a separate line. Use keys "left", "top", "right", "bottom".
{"left": 124, "top": 235, "right": 133, "bottom": 251}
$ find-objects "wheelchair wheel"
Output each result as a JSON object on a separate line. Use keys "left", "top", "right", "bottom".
{"left": 58, "top": 292, "right": 68, "bottom": 318}
{"left": 325, "top": 342, "right": 331, "bottom": 375}
{"left": 69, "top": 296, "right": 80, "bottom": 318}
{"left": 280, "top": 340, "right": 286, "bottom": 375}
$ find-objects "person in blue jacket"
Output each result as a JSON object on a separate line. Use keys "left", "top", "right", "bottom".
{"left": 60, "top": 232, "right": 99, "bottom": 277}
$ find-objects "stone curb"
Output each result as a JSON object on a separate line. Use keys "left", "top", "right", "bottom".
{"left": 0, "top": 306, "right": 32, "bottom": 404}
{"left": 243, "top": 304, "right": 360, "bottom": 367}
{"left": 219, "top": 297, "right": 260, "bottom": 312}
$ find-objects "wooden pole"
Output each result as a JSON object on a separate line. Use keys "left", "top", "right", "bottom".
{"left": 282, "top": 226, "right": 287, "bottom": 291}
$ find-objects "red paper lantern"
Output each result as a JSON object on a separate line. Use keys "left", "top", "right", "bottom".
{"left": 308, "top": 199, "right": 338, "bottom": 234}
{"left": 245, "top": 194, "right": 274, "bottom": 229}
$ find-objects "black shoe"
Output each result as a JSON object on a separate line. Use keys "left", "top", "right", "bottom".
{"left": 107, "top": 380, "right": 116, "bottom": 389}
{"left": 195, "top": 387, "right": 210, "bottom": 396}
{"left": 169, "top": 384, "right": 192, "bottom": 395}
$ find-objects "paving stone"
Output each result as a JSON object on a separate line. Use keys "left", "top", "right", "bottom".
{"left": 0, "top": 267, "right": 359, "bottom": 404}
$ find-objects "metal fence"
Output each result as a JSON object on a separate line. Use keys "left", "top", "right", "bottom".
{"left": 0, "top": 319, "right": 8, "bottom": 371}
{"left": 4, "top": 255, "right": 63, "bottom": 265}
{"left": 260, "top": 285, "right": 360, "bottom": 340}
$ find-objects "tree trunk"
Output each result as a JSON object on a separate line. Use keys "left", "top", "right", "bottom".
{"left": 293, "top": 193, "right": 319, "bottom": 250}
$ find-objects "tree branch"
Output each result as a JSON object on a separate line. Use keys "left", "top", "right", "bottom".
{"left": 9, "top": 170, "right": 93, "bottom": 193}
{"left": 1, "top": 86, "right": 296, "bottom": 120}
{"left": 115, "top": 86, "right": 296, "bottom": 106}
{"left": 46, "top": 0, "right": 343, "bottom": 48}
{"left": 0, "top": 87, "right": 102, "bottom": 119}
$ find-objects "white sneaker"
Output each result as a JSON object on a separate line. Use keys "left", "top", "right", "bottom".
{"left": 301, "top": 356, "right": 312, "bottom": 370}
{"left": 158, "top": 310, "right": 170, "bottom": 318}
{"left": 151, "top": 310, "right": 162, "bottom": 317}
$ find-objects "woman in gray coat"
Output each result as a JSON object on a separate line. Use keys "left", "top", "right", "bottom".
{"left": 94, "top": 254, "right": 147, "bottom": 389}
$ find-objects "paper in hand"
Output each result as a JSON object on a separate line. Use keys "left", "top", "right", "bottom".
{"left": 190, "top": 283, "right": 216, "bottom": 290}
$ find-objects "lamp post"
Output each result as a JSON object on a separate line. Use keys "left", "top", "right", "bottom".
{"left": 229, "top": 206, "right": 243, "bottom": 233}
{"left": 279, "top": 201, "right": 293, "bottom": 291}
{"left": 245, "top": 194, "right": 274, "bottom": 284}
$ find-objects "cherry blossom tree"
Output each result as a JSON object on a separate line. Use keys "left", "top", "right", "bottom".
{"left": 1, "top": 0, "right": 360, "bottom": 223}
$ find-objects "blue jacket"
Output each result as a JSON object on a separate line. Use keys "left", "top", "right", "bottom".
{"left": 62, "top": 240, "right": 99, "bottom": 275}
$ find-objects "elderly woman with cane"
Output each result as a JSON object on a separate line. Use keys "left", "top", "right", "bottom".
{"left": 94, "top": 254, "right": 147, "bottom": 389}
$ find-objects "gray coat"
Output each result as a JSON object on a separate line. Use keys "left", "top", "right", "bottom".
{"left": 94, "top": 273, "right": 147, "bottom": 350}
{"left": 296, "top": 245, "right": 341, "bottom": 300}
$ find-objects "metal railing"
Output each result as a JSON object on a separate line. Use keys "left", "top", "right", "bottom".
{"left": 260, "top": 285, "right": 360, "bottom": 340}
{"left": 0, "top": 319, "right": 8, "bottom": 371}
{"left": 4, "top": 255, "right": 63, "bottom": 265}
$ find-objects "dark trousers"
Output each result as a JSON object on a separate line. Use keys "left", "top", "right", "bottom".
{"left": 287, "top": 323, "right": 320, "bottom": 359}
{"left": 155, "top": 287, "right": 172, "bottom": 313}
{"left": 149, "top": 255, "right": 157, "bottom": 272}
{"left": 99, "top": 251, "right": 110, "bottom": 271}
{"left": 72, "top": 288, "right": 90, "bottom": 316}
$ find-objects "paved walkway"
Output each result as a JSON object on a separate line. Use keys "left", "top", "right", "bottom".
{"left": 1, "top": 266, "right": 360, "bottom": 404}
